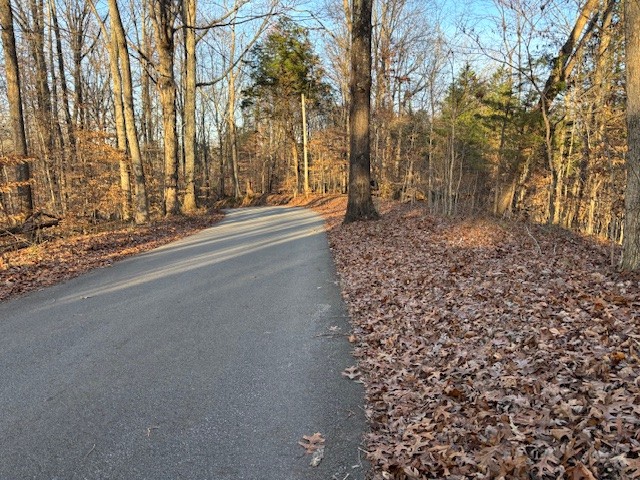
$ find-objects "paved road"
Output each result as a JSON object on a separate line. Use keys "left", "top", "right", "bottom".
{"left": 0, "top": 207, "right": 367, "bottom": 480}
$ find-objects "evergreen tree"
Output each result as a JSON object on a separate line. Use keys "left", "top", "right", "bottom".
{"left": 243, "top": 18, "right": 331, "bottom": 194}
{"left": 245, "top": 18, "right": 330, "bottom": 106}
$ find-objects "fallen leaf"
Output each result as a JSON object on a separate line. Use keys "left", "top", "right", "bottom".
{"left": 567, "top": 462, "right": 597, "bottom": 480}
{"left": 298, "top": 432, "right": 325, "bottom": 454}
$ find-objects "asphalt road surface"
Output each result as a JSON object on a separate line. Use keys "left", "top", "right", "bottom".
{"left": 0, "top": 207, "right": 367, "bottom": 480}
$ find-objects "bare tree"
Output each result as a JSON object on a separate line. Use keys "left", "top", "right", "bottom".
{"left": 93, "top": 0, "right": 149, "bottom": 223}
{"left": 113, "top": 0, "right": 149, "bottom": 223}
{"left": 90, "top": 0, "right": 130, "bottom": 220}
{"left": 0, "top": 0, "right": 33, "bottom": 215}
{"left": 151, "top": 0, "right": 180, "bottom": 215}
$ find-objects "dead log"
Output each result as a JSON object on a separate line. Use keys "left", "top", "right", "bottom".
{"left": 0, "top": 211, "right": 60, "bottom": 242}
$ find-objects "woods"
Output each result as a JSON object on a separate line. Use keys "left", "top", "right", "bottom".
{"left": 0, "top": 0, "right": 638, "bottom": 264}
{"left": 2, "top": 1, "right": 640, "bottom": 478}
{"left": 0, "top": 0, "right": 637, "bottom": 255}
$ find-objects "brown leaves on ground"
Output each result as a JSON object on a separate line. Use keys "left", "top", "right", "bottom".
{"left": 307, "top": 197, "right": 640, "bottom": 479}
{"left": 299, "top": 432, "right": 325, "bottom": 454}
{"left": 0, "top": 213, "right": 223, "bottom": 302}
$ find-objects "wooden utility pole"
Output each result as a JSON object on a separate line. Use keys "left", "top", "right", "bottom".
{"left": 302, "top": 93, "right": 309, "bottom": 194}
{"left": 227, "top": 20, "right": 241, "bottom": 200}
{"left": 182, "top": 0, "right": 198, "bottom": 212}
{"left": 182, "top": 0, "right": 197, "bottom": 213}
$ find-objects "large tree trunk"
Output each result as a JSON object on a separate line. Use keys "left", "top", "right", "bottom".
{"left": 151, "top": 0, "right": 180, "bottom": 216}
{"left": 47, "top": 13, "right": 64, "bottom": 212}
{"left": 182, "top": 0, "right": 197, "bottom": 212}
{"left": 0, "top": 0, "right": 33, "bottom": 215}
{"left": 106, "top": 2, "right": 131, "bottom": 221}
{"left": 49, "top": 0, "right": 75, "bottom": 213}
{"left": 49, "top": 0, "right": 74, "bottom": 150}
{"left": 28, "top": 0, "right": 53, "bottom": 146}
{"left": 107, "top": 0, "right": 149, "bottom": 223}
{"left": 141, "top": 6, "right": 154, "bottom": 147}
{"left": 290, "top": 135, "right": 299, "bottom": 196}
{"left": 622, "top": 0, "right": 640, "bottom": 270}
{"left": 344, "top": 0, "right": 378, "bottom": 222}
{"left": 66, "top": 3, "right": 89, "bottom": 129}
{"left": 25, "top": 0, "right": 56, "bottom": 207}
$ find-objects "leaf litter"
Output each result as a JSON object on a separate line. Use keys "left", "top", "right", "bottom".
{"left": 308, "top": 197, "right": 640, "bottom": 480}
{"left": 0, "top": 213, "right": 223, "bottom": 302}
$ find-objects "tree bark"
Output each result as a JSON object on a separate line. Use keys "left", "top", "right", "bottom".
{"left": 24, "top": 0, "right": 56, "bottom": 206}
{"left": 107, "top": 4, "right": 132, "bottom": 221}
{"left": 107, "top": 0, "right": 149, "bottom": 223}
{"left": 151, "top": 0, "right": 180, "bottom": 215}
{"left": 28, "top": 0, "right": 54, "bottom": 153}
{"left": 141, "top": 5, "right": 154, "bottom": 146}
{"left": 0, "top": 0, "right": 33, "bottom": 215}
{"left": 66, "top": 3, "right": 89, "bottom": 129}
{"left": 622, "top": 0, "right": 640, "bottom": 270}
{"left": 89, "top": 0, "right": 132, "bottom": 219}
{"left": 344, "top": 0, "right": 378, "bottom": 223}
{"left": 49, "top": 0, "right": 75, "bottom": 213}
{"left": 49, "top": 0, "right": 75, "bottom": 152}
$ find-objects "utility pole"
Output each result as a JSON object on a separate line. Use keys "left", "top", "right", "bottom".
{"left": 302, "top": 93, "right": 309, "bottom": 194}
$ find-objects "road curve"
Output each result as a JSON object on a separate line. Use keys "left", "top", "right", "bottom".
{"left": 0, "top": 207, "right": 367, "bottom": 480}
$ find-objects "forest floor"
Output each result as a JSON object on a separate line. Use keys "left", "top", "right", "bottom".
{"left": 2, "top": 196, "right": 640, "bottom": 479}
{"left": 305, "top": 196, "right": 640, "bottom": 480}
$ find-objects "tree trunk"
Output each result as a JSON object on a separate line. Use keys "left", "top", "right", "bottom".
{"left": 67, "top": 4, "right": 88, "bottom": 129}
{"left": 49, "top": 0, "right": 75, "bottom": 213}
{"left": 141, "top": 6, "right": 154, "bottom": 146}
{"left": 538, "top": 0, "right": 600, "bottom": 109}
{"left": 290, "top": 136, "right": 299, "bottom": 196}
{"left": 0, "top": 0, "right": 33, "bottom": 215}
{"left": 26, "top": 0, "right": 56, "bottom": 204}
{"left": 151, "top": 0, "right": 180, "bottom": 215}
{"left": 29, "top": 0, "right": 53, "bottom": 142}
{"left": 47, "top": 23, "right": 64, "bottom": 213}
{"left": 49, "top": 0, "right": 74, "bottom": 150}
{"left": 182, "top": 0, "right": 197, "bottom": 213}
{"left": 622, "top": 0, "right": 640, "bottom": 270}
{"left": 107, "top": 0, "right": 149, "bottom": 223}
{"left": 344, "top": 0, "right": 378, "bottom": 222}
{"left": 100, "top": 2, "right": 132, "bottom": 221}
